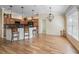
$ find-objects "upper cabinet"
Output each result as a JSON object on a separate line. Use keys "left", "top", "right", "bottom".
{"left": 2, "top": 8, "right": 39, "bottom": 29}
{"left": 4, "top": 14, "right": 15, "bottom": 24}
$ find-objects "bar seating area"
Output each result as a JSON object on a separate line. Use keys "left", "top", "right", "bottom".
{"left": 4, "top": 13, "right": 39, "bottom": 42}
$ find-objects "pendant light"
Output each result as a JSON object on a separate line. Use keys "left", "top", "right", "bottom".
{"left": 21, "top": 6, "right": 24, "bottom": 19}
{"left": 9, "top": 5, "right": 13, "bottom": 18}
{"left": 32, "top": 9, "right": 34, "bottom": 20}
{"left": 48, "top": 7, "right": 54, "bottom": 22}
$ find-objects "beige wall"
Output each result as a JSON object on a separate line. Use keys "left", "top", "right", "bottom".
{"left": 38, "top": 13, "right": 65, "bottom": 36}
{"left": 0, "top": 8, "right": 2, "bottom": 38}
{"left": 45, "top": 13, "right": 65, "bottom": 36}
{"left": 38, "top": 13, "right": 47, "bottom": 34}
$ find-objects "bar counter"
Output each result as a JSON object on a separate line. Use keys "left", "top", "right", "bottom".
{"left": 5, "top": 24, "right": 37, "bottom": 41}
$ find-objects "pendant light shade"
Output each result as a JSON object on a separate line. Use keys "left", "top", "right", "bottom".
{"left": 31, "top": 9, "right": 35, "bottom": 20}
{"left": 48, "top": 7, "right": 54, "bottom": 22}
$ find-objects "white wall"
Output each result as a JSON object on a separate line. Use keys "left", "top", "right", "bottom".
{"left": 46, "top": 13, "right": 65, "bottom": 36}
{"left": 39, "top": 13, "right": 47, "bottom": 34}
{"left": 0, "top": 8, "right": 2, "bottom": 38}
{"left": 39, "top": 17, "right": 43, "bottom": 34}
{"left": 39, "top": 13, "right": 65, "bottom": 36}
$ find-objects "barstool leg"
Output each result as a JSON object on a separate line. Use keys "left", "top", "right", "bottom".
{"left": 11, "top": 31, "right": 13, "bottom": 43}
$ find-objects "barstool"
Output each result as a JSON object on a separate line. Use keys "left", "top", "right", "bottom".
{"left": 24, "top": 27, "right": 29, "bottom": 40}
{"left": 11, "top": 28, "right": 19, "bottom": 42}
{"left": 33, "top": 27, "right": 38, "bottom": 37}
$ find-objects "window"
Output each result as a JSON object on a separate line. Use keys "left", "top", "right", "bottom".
{"left": 67, "top": 11, "right": 79, "bottom": 40}
{"left": 67, "top": 16, "right": 73, "bottom": 35}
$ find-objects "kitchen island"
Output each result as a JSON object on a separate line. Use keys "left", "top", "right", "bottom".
{"left": 4, "top": 13, "right": 39, "bottom": 42}
{"left": 5, "top": 24, "right": 37, "bottom": 42}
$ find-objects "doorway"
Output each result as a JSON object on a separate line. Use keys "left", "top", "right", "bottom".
{"left": 42, "top": 19, "right": 46, "bottom": 35}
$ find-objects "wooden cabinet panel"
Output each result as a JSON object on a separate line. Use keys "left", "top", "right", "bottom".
{"left": 10, "top": 19, "right": 15, "bottom": 24}
{"left": 4, "top": 14, "right": 13, "bottom": 24}
{"left": 32, "top": 19, "right": 38, "bottom": 27}
{"left": 4, "top": 14, "right": 39, "bottom": 29}
{"left": 6, "top": 19, "right": 10, "bottom": 24}
{"left": 34, "top": 23, "right": 38, "bottom": 27}
{"left": 20, "top": 20, "right": 24, "bottom": 24}
{"left": 4, "top": 18, "right": 7, "bottom": 24}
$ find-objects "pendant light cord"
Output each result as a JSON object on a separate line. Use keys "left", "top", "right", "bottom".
{"left": 10, "top": 5, "right": 13, "bottom": 17}
{"left": 21, "top": 6, "right": 24, "bottom": 19}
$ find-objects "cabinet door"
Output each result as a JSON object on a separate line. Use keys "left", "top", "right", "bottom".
{"left": 6, "top": 29, "right": 12, "bottom": 40}
{"left": 10, "top": 19, "right": 15, "bottom": 24}
{"left": 6, "top": 19, "right": 10, "bottom": 24}
{"left": 18, "top": 28, "right": 24, "bottom": 40}
{"left": 20, "top": 20, "right": 24, "bottom": 24}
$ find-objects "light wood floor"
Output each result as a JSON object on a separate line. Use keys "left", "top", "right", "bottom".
{"left": 0, "top": 34, "right": 78, "bottom": 54}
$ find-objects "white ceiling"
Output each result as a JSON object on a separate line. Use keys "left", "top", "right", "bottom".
{"left": 0, "top": 5, "right": 69, "bottom": 16}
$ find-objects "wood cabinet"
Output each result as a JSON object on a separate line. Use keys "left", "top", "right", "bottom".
{"left": 4, "top": 13, "right": 39, "bottom": 40}
{"left": 20, "top": 20, "right": 24, "bottom": 24}
{"left": 32, "top": 19, "right": 38, "bottom": 27}
{"left": 4, "top": 13, "right": 39, "bottom": 27}
{"left": 4, "top": 14, "right": 14, "bottom": 24}
{"left": 10, "top": 19, "right": 15, "bottom": 24}
{"left": 4, "top": 13, "right": 39, "bottom": 32}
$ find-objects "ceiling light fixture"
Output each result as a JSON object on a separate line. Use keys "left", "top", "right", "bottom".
{"left": 21, "top": 6, "right": 24, "bottom": 19}
{"left": 32, "top": 9, "right": 35, "bottom": 19}
{"left": 48, "top": 7, "right": 54, "bottom": 22}
{"left": 9, "top": 5, "right": 13, "bottom": 18}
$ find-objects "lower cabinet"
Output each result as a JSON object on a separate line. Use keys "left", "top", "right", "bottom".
{"left": 18, "top": 28, "right": 24, "bottom": 40}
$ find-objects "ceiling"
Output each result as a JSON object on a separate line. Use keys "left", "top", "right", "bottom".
{"left": 0, "top": 5, "right": 69, "bottom": 16}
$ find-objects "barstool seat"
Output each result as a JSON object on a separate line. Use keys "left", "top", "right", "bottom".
{"left": 24, "top": 27, "right": 29, "bottom": 40}
{"left": 33, "top": 27, "right": 38, "bottom": 37}
{"left": 11, "top": 28, "right": 19, "bottom": 42}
